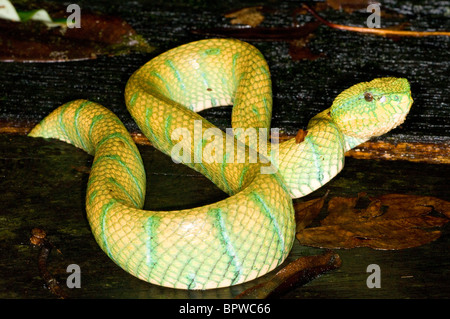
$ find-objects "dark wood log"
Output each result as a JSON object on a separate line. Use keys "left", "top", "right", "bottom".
{"left": 1, "top": 135, "right": 449, "bottom": 299}
{"left": 0, "top": 0, "right": 448, "bottom": 300}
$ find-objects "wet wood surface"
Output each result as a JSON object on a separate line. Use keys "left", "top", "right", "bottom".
{"left": 0, "top": 0, "right": 449, "bottom": 299}
{"left": 1, "top": 135, "right": 449, "bottom": 299}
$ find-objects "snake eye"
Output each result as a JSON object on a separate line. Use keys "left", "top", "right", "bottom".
{"left": 364, "top": 92, "right": 374, "bottom": 102}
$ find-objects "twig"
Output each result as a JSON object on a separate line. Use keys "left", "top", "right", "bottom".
{"left": 235, "top": 251, "right": 342, "bottom": 299}
{"left": 303, "top": 4, "right": 450, "bottom": 37}
{"left": 30, "top": 228, "right": 69, "bottom": 299}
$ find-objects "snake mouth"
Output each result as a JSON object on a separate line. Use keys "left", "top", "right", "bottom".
{"left": 373, "top": 91, "right": 413, "bottom": 137}
{"left": 393, "top": 91, "right": 413, "bottom": 123}
{"left": 392, "top": 112, "right": 408, "bottom": 127}
{"left": 380, "top": 111, "right": 408, "bottom": 137}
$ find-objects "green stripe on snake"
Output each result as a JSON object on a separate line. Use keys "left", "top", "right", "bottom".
{"left": 249, "top": 191, "right": 285, "bottom": 258}
{"left": 128, "top": 92, "right": 139, "bottom": 108}
{"left": 73, "top": 100, "right": 91, "bottom": 150}
{"left": 143, "top": 215, "right": 160, "bottom": 276}
{"left": 305, "top": 135, "right": 325, "bottom": 184}
{"left": 150, "top": 70, "right": 174, "bottom": 100}
{"left": 107, "top": 177, "right": 140, "bottom": 208}
{"left": 99, "top": 199, "right": 117, "bottom": 260}
{"left": 57, "top": 102, "right": 70, "bottom": 141}
{"left": 88, "top": 114, "right": 104, "bottom": 143}
{"left": 164, "top": 114, "right": 173, "bottom": 145}
{"left": 165, "top": 59, "right": 186, "bottom": 91}
{"left": 144, "top": 107, "right": 162, "bottom": 147}
{"left": 208, "top": 208, "right": 243, "bottom": 285}
{"left": 96, "top": 132, "right": 142, "bottom": 166}
{"left": 92, "top": 154, "right": 144, "bottom": 200}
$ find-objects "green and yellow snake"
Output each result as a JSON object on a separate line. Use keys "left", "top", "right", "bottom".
{"left": 29, "top": 39, "right": 413, "bottom": 289}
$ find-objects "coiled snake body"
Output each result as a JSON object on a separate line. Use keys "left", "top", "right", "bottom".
{"left": 29, "top": 39, "right": 413, "bottom": 289}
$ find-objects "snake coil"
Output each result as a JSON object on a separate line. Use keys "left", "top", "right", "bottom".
{"left": 29, "top": 39, "right": 413, "bottom": 289}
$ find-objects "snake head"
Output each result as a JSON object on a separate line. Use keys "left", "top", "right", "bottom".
{"left": 330, "top": 77, "right": 413, "bottom": 139}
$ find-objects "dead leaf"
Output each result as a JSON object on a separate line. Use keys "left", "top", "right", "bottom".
{"left": 289, "top": 41, "right": 323, "bottom": 61}
{"left": 294, "top": 190, "right": 328, "bottom": 232}
{"left": 296, "top": 193, "right": 450, "bottom": 250}
{"left": 0, "top": 6, "right": 153, "bottom": 62}
{"left": 235, "top": 251, "right": 341, "bottom": 299}
{"left": 224, "top": 7, "right": 265, "bottom": 27}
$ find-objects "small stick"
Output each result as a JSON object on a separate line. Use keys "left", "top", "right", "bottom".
{"left": 30, "top": 228, "right": 69, "bottom": 299}
{"left": 235, "top": 251, "right": 342, "bottom": 299}
{"left": 303, "top": 4, "right": 450, "bottom": 37}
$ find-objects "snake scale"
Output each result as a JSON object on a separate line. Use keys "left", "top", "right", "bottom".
{"left": 29, "top": 39, "right": 413, "bottom": 290}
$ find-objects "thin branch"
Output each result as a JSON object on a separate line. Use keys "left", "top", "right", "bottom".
{"left": 235, "top": 251, "right": 341, "bottom": 299}
{"left": 30, "top": 228, "right": 69, "bottom": 299}
{"left": 303, "top": 4, "right": 450, "bottom": 37}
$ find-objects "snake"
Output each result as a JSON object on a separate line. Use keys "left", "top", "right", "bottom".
{"left": 28, "top": 38, "right": 413, "bottom": 290}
